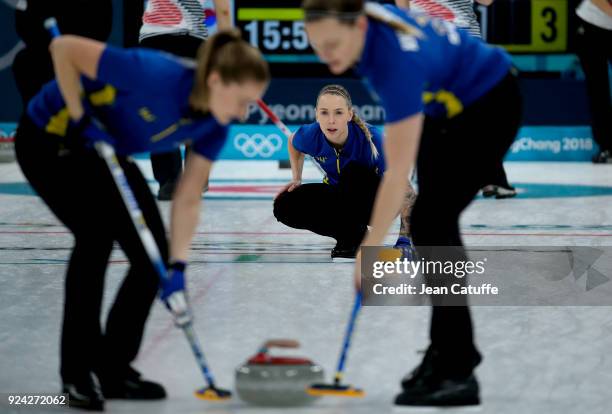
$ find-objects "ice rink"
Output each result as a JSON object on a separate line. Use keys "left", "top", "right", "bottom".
{"left": 1, "top": 160, "right": 611, "bottom": 414}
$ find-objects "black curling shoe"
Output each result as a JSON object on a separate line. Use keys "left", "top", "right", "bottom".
{"left": 396, "top": 347, "right": 481, "bottom": 407}
{"left": 593, "top": 150, "right": 612, "bottom": 164}
{"left": 99, "top": 367, "right": 166, "bottom": 400}
{"left": 396, "top": 374, "right": 480, "bottom": 406}
{"left": 331, "top": 244, "right": 359, "bottom": 262}
{"left": 482, "top": 184, "right": 517, "bottom": 199}
{"left": 63, "top": 374, "right": 105, "bottom": 411}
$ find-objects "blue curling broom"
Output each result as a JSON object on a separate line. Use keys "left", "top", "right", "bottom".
{"left": 307, "top": 291, "right": 365, "bottom": 397}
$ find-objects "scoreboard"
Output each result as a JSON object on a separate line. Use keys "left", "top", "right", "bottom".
{"left": 484, "top": 0, "right": 574, "bottom": 53}
{"left": 234, "top": 0, "right": 316, "bottom": 62}
{"left": 233, "top": 0, "right": 579, "bottom": 63}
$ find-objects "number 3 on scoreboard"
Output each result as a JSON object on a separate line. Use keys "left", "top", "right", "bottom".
{"left": 540, "top": 7, "right": 557, "bottom": 42}
{"left": 531, "top": 0, "right": 567, "bottom": 51}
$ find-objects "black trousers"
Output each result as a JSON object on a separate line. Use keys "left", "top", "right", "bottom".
{"left": 15, "top": 117, "right": 167, "bottom": 383}
{"left": 140, "top": 34, "right": 203, "bottom": 187}
{"left": 412, "top": 71, "right": 522, "bottom": 375}
{"left": 487, "top": 160, "right": 512, "bottom": 188}
{"left": 575, "top": 19, "right": 612, "bottom": 153}
{"left": 273, "top": 163, "right": 381, "bottom": 245}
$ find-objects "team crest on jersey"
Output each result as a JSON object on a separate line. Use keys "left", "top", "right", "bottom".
{"left": 139, "top": 107, "right": 157, "bottom": 122}
{"left": 398, "top": 34, "right": 420, "bottom": 51}
{"left": 315, "top": 156, "right": 327, "bottom": 163}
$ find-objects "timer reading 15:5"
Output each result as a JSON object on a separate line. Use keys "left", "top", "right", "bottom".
{"left": 242, "top": 20, "right": 309, "bottom": 52}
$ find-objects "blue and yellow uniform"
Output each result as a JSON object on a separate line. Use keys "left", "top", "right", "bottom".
{"left": 27, "top": 45, "right": 228, "bottom": 160}
{"left": 274, "top": 120, "right": 386, "bottom": 253}
{"left": 15, "top": 44, "right": 232, "bottom": 397}
{"left": 357, "top": 4, "right": 512, "bottom": 121}
{"left": 292, "top": 121, "right": 385, "bottom": 185}
{"left": 348, "top": 4, "right": 523, "bottom": 392}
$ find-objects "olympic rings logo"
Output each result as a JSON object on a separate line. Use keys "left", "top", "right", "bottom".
{"left": 0, "top": 128, "right": 16, "bottom": 142}
{"left": 234, "top": 133, "right": 283, "bottom": 158}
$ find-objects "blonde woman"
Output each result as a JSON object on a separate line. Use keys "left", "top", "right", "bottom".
{"left": 274, "top": 84, "right": 416, "bottom": 261}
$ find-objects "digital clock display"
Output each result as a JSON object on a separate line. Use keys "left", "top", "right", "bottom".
{"left": 242, "top": 19, "right": 309, "bottom": 52}
{"left": 235, "top": 0, "right": 318, "bottom": 62}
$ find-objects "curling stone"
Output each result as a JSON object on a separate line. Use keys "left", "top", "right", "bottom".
{"left": 235, "top": 339, "right": 324, "bottom": 407}
{"left": 0, "top": 130, "right": 16, "bottom": 163}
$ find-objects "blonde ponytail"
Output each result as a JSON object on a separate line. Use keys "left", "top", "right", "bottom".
{"left": 317, "top": 84, "right": 379, "bottom": 160}
{"left": 352, "top": 112, "right": 379, "bottom": 160}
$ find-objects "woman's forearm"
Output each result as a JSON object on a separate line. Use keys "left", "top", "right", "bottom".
{"left": 213, "top": 0, "right": 232, "bottom": 29}
{"left": 365, "top": 113, "right": 423, "bottom": 245}
{"left": 364, "top": 172, "right": 409, "bottom": 245}
{"left": 288, "top": 135, "right": 304, "bottom": 181}
{"left": 399, "top": 180, "right": 417, "bottom": 237}
{"left": 170, "top": 154, "right": 212, "bottom": 262}
{"left": 48, "top": 35, "right": 105, "bottom": 120}
{"left": 592, "top": 0, "right": 612, "bottom": 17}
{"left": 170, "top": 194, "right": 202, "bottom": 261}
{"left": 290, "top": 152, "right": 304, "bottom": 181}
{"left": 49, "top": 37, "right": 85, "bottom": 120}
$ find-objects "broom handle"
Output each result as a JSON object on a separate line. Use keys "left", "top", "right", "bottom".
{"left": 334, "top": 291, "right": 362, "bottom": 384}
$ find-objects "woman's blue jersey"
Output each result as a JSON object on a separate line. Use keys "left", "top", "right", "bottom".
{"left": 28, "top": 45, "right": 228, "bottom": 160}
{"left": 357, "top": 3, "right": 512, "bottom": 122}
{"left": 293, "top": 121, "right": 385, "bottom": 185}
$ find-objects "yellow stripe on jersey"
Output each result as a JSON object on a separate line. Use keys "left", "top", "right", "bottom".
{"left": 422, "top": 89, "right": 464, "bottom": 118}
{"left": 139, "top": 107, "right": 156, "bottom": 122}
{"left": 150, "top": 118, "right": 193, "bottom": 142}
{"left": 151, "top": 123, "right": 179, "bottom": 142}
{"left": 88, "top": 85, "right": 116, "bottom": 106}
{"left": 42, "top": 85, "right": 115, "bottom": 137}
{"left": 45, "top": 108, "right": 70, "bottom": 136}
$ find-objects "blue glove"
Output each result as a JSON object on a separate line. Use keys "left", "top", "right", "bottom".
{"left": 64, "top": 115, "right": 115, "bottom": 154}
{"left": 394, "top": 236, "right": 417, "bottom": 261}
{"left": 61, "top": 116, "right": 90, "bottom": 154}
{"left": 160, "top": 261, "right": 192, "bottom": 327}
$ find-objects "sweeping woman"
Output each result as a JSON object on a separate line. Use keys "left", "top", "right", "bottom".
{"left": 15, "top": 29, "right": 269, "bottom": 410}
{"left": 302, "top": 0, "right": 522, "bottom": 406}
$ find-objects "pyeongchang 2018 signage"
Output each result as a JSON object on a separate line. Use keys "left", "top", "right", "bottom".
{"left": 0, "top": 123, "right": 598, "bottom": 162}
{"left": 506, "top": 126, "right": 598, "bottom": 162}
{"left": 219, "top": 125, "right": 599, "bottom": 161}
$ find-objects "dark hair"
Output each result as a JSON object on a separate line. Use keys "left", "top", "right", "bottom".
{"left": 190, "top": 29, "right": 270, "bottom": 110}
{"left": 317, "top": 84, "right": 379, "bottom": 160}
{"left": 303, "top": 0, "right": 423, "bottom": 36}
{"left": 302, "top": 0, "right": 364, "bottom": 24}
